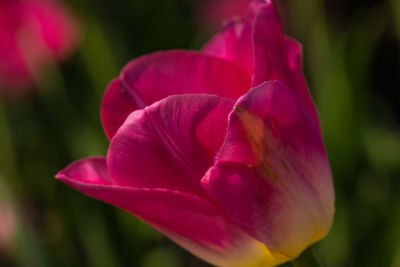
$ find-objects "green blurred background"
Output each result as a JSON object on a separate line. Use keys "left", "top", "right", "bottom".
{"left": 0, "top": 0, "right": 399, "bottom": 266}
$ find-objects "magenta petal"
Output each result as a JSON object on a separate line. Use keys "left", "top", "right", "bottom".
{"left": 251, "top": 3, "right": 319, "bottom": 122}
{"left": 196, "top": 0, "right": 251, "bottom": 31}
{"left": 56, "top": 158, "right": 281, "bottom": 266}
{"left": 216, "top": 81, "right": 328, "bottom": 168}
{"left": 283, "top": 37, "right": 319, "bottom": 121}
{"left": 202, "top": 81, "right": 334, "bottom": 256}
{"left": 56, "top": 157, "right": 113, "bottom": 185}
{"left": 251, "top": 1, "right": 287, "bottom": 87}
{"left": 202, "top": 20, "right": 253, "bottom": 77}
{"left": 202, "top": 0, "right": 263, "bottom": 77}
{"left": 203, "top": 0, "right": 319, "bottom": 122}
{"left": 101, "top": 79, "right": 139, "bottom": 139}
{"left": 108, "top": 94, "right": 234, "bottom": 197}
{"left": 121, "top": 50, "right": 250, "bottom": 100}
{"left": 101, "top": 50, "right": 250, "bottom": 139}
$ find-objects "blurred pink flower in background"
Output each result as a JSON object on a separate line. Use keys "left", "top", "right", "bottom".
{"left": 0, "top": 203, "right": 16, "bottom": 253}
{"left": 198, "top": 0, "right": 251, "bottom": 31}
{"left": 197, "top": 0, "right": 288, "bottom": 32}
{"left": 57, "top": 0, "right": 334, "bottom": 266}
{"left": 0, "top": 0, "right": 80, "bottom": 95}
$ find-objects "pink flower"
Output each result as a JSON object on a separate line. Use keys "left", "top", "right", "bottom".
{"left": 197, "top": 0, "right": 252, "bottom": 31}
{"left": 0, "top": 0, "right": 80, "bottom": 95}
{"left": 197, "top": 0, "right": 288, "bottom": 32}
{"left": 56, "top": 0, "right": 334, "bottom": 266}
{"left": 0, "top": 203, "right": 16, "bottom": 253}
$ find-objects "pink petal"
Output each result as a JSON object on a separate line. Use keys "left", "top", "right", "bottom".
{"left": 0, "top": 0, "right": 79, "bottom": 92}
{"left": 202, "top": 0, "right": 262, "bottom": 77}
{"left": 251, "top": 0, "right": 287, "bottom": 87}
{"left": 203, "top": 0, "right": 319, "bottom": 122}
{"left": 202, "top": 81, "right": 334, "bottom": 257}
{"left": 251, "top": 3, "right": 319, "bottom": 121}
{"left": 101, "top": 50, "right": 250, "bottom": 139}
{"left": 56, "top": 157, "right": 113, "bottom": 185}
{"left": 101, "top": 79, "right": 139, "bottom": 140}
{"left": 56, "top": 158, "right": 287, "bottom": 266}
{"left": 196, "top": 0, "right": 251, "bottom": 31}
{"left": 108, "top": 94, "right": 234, "bottom": 197}
{"left": 202, "top": 19, "right": 253, "bottom": 78}
{"left": 282, "top": 37, "right": 320, "bottom": 123}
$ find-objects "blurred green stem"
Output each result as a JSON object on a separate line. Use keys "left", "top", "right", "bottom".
{"left": 292, "top": 248, "right": 321, "bottom": 267}
{"left": 0, "top": 96, "right": 48, "bottom": 267}
{"left": 0, "top": 97, "right": 16, "bottom": 183}
{"left": 80, "top": 18, "right": 118, "bottom": 102}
